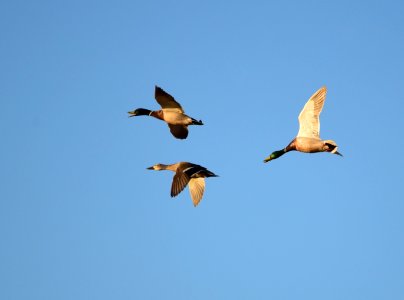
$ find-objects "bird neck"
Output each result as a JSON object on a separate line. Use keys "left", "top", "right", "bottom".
{"left": 157, "top": 164, "right": 169, "bottom": 170}
{"left": 135, "top": 109, "right": 164, "bottom": 121}
{"left": 285, "top": 139, "right": 297, "bottom": 152}
{"left": 140, "top": 109, "right": 163, "bottom": 121}
{"left": 159, "top": 163, "right": 178, "bottom": 171}
{"left": 168, "top": 163, "right": 183, "bottom": 172}
{"left": 136, "top": 108, "right": 153, "bottom": 116}
{"left": 272, "top": 149, "right": 286, "bottom": 159}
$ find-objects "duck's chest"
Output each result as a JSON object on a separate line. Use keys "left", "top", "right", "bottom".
{"left": 150, "top": 110, "right": 164, "bottom": 121}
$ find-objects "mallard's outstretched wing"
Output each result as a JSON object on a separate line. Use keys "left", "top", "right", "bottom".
{"left": 155, "top": 86, "right": 184, "bottom": 113}
{"left": 297, "top": 86, "right": 327, "bottom": 139}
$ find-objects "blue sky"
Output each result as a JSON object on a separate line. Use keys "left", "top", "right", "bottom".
{"left": 1, "top": 0, "right": 404, "bottom": 299}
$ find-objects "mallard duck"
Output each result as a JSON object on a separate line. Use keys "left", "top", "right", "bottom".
{"left": 128, "top": 86, "right": 203, "bottom": 139}
{"left": 264, "top": 86, "right": 342, "bottom": 163}
{"left": 147, "top": 162, "right": 218, "bottom": 207}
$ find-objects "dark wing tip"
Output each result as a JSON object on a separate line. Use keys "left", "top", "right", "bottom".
{"left": 168, "top": 125, "right": 189, "bottom": 139}
{"left": 155, "top": 86, "right": 163, "bottom": 95}
{"left": 155, "top": 86, "right": 174, "bottom": 102}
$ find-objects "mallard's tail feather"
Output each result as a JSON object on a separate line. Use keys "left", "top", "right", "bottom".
{"left": 191, "top": 118, "right": 203, "bottom": 125}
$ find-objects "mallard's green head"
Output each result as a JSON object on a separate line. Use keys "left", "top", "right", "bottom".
{"left": 128, "top": 108, "right": 151, "bottom": 117}
{"left": 263, "top": 150, "right": 285, "bottom": 163}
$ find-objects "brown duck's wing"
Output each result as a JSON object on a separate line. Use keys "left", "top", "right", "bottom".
{"left": 155, "top": 86, "right": 184, "bottom": 113}
{"left": 188, "top": 178, "right": 205, "bottom": 207}
{"left": 297, "top": 86, "right": 327, "bottom": 139}
{"left": 171, "top": 169, "right": 190, "bottom": 198}
{"left": 167, "top": 124, "right": 189, "bottom": 139}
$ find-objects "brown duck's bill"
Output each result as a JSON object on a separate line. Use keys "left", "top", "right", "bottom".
{"left": 128, "top": 111, "right": 136, "bottom": 117}
{"left": 146, "top": 166, "right": 154, "bottom": 170}
{"left": 335, "top": 151, "right": 343, "bottom": 157}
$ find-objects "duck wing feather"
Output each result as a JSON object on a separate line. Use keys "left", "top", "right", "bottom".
{"left": 188, "top": 178, "right": 205, "bottom": 207}
{"left": 297, "top": 86, "right": 327, "bottom": 139}
{"left": 171, "top": 169, "right": 190, "bottom": 198}
{"left": 168, "top": 124, "right": 189, "bottom": 139}
{"left": 155, "top": 86, "right": 184, "bottom": 113}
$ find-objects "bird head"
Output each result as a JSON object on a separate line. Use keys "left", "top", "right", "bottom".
{"left": 128, "top": 108, "right": 151, "bottom": 117}
{"left": 263, "top": 150, "right": 285, "bottom": 163}
{"left": 324, "top": 140, "right": 343, "bottom": 156}
{"left": 147, "top": 164, "right": 167, "bottom": 171}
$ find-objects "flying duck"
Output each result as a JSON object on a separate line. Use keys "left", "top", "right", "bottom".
{"left": 147, "top": 162, "right": 218, "bottom": 207}
{"left": 128, "top": 86, "right": 203, "bottom": 139}
{"left": 264, "top": 86, "right": 342, "bottom": 163}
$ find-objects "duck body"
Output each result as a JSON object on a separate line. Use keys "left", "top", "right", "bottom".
{"left": 264, "top": 87, "right": 342, "bottom": 163}
{"left": 147, "top": 162, "right": 218, "bottom": 207}
{"left": 131, "top": 108, "right": 201, "bottom": 126}
{"left": 128, "top": 86, "right": 203, "bottom": 139}
{"left": 161, "top": 110, "right": 202, "bottom": 126}
{"left": 291, "top": 137, "right": 339, "bottom": 153}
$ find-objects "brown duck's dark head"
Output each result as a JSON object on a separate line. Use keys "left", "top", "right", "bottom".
{"left": 128, "top": 108, "right": 152, "bottom": 117}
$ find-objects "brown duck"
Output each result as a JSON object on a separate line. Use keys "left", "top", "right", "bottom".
{"left": 264, "top": 86, "right": 342, "bottom": 163}
{"left": 128, "top": 86, "right": 203, "bottom": 139}
{"left": 147, "top": 162, "right": 218, "bottom": 207}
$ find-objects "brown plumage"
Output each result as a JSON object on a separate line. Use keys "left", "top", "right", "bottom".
{"left": 128, "top": 86, "right": 203, "bottom": 139}
{"left": 147, "top": 162, "right": 218, "bottom": 207}
{"left": 264, "top": 86, "right": 342, "bottom": 163}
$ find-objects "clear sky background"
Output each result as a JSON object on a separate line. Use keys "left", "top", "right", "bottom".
{"left": 1, "top": 0, "right": 404, "bottom": 299}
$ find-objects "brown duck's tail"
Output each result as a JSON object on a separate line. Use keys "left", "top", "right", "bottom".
{"left": 191, "top": 118, "right": 203, "bottom": 125}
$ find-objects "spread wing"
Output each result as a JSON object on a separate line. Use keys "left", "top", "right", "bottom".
{"left": 167, "top": 124, "right": 189, "bottom": 139}
{"left": 297, "top": 86, "right": 327, "bottom": 139}
{"left": 155, "top": 86, "right": 184, "bottom": 113}
{"left": 171, "top": 170, "right": 190, "bottom": 198}
{"left": 188, "top": 178, "right": 205, "bottom": 207}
